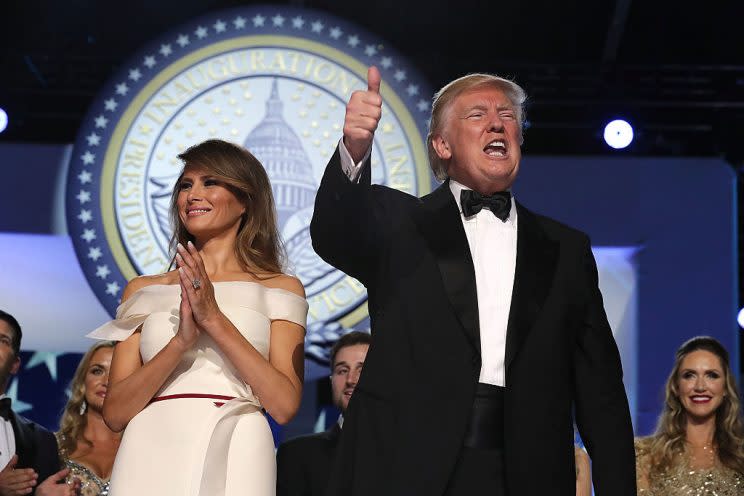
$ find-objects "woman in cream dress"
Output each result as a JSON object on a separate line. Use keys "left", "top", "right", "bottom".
{"left": 91, "top": 139, "right": 308, "bottom": 496}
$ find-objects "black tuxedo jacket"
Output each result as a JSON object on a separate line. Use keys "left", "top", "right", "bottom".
{"left": 9, "top": 410, "right": 60, "bottom": 492}
{"left": 276, "top": 424, "right": 341, "bottom": 496}
{"left": 310, "top": 148, "right": 636, "bottom": 496}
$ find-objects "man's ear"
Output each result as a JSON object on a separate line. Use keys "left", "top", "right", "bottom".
{"left": 10, "top": 356, "right": 20, "bottom": 376}
{"left": 431, "top": 134, "right": 452, "bottom": 161}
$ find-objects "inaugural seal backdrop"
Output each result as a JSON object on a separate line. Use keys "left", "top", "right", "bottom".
{"left": 66, "top": 5, "right": 433, "bottom": 379}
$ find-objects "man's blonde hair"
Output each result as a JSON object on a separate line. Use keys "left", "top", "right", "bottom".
{"left": 426, "top": 74, "right": 527, "bottom": 181}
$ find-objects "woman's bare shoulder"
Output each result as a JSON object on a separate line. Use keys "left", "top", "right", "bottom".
{"left": 122, "top": 271, "right": 178, "bottom": 302}
{"left": 256, "top": 273, "right": 305, "bottom": 298}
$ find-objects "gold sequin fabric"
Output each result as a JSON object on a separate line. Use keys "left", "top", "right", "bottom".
{"left": 635, "top": 439, "right": 744, "bottom": 495}
{"left": 64, "top": 459, "right": 110, "bottom": 496}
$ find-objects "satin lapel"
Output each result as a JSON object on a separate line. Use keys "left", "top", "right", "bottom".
{"left": 415, "top": 182, "right": 480, "bottom": 353}
{"left": 9, "top": 411, "right": 32, "bottom": 468}
{"left": 505, "top": 203, "right": 558, "bottom": 372}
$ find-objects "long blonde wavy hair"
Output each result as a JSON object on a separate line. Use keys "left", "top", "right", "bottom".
{"left": 168, "top": 139, "right": 285, "bottom": 275}
{"left": 57, "top": 341, "right": 116, "bottom": 457}
{"left": 641, "top": 336, "right": 744, "bottom": 476}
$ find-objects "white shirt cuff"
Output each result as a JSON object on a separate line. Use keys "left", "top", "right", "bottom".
{"left": 338, "top": 139, "right": 371, "bottom": 183}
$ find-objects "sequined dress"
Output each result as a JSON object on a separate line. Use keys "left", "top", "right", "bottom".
{"left": 55, "top": 434, "right": 111, "bottom": 496}
{"left": 635, "top": 438, "right": 744, "bottom": 495}
{"left": 88, "top": 282, "right": 308, "bottom": 496}
{"left": 64, "top": 459, "right": 110, "bottom": 496}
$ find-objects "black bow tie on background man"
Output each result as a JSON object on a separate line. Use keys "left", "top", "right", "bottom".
{"left": 0, "top": 397, "right": 12, "bottom": 421}
{"left": 460, "top": 190, "right": 512, "bottom": 221}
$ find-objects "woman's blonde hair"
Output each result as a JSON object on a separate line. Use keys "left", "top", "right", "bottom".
{"left": 169, "top": 139, "right": 285, "bottom": 275}
{"left": 57, "top": 341, "right": 116, "bottom": 457}
{"left": 642, "top": 336, "right": 744, "bottom": 476}
{"left": 426, "top": 74, "right": 527, "bottom": 181}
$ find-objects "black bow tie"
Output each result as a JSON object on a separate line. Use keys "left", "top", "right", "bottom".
{"left": 460, "top": 189, "right": 512, "bottom": 221}
{"left": 0, "top": 398, "right": 12, "bottom": 421}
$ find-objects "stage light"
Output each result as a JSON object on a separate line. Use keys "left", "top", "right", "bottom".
{"left": 0, "top": 108, "right": 7, "bottom": 134}
{"left": 738, "top": 307, "right": 744, "bottom": 329}
{"left": 604, "top": 119, "right": 633, "bottom": 149}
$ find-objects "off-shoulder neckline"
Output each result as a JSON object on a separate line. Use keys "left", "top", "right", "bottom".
{"left": 127, "top": 280, "right": 305, "bottom": 301}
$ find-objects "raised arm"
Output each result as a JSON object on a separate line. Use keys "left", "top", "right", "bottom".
{"left": 310, "top": 67, "right": 385, "bottom": 283}
{"left": 102, "top": 275, "right": 200, "bottom": 432}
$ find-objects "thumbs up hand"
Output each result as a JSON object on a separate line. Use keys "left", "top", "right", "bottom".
{"left": 343, "top": 66, "right": 383, "bottom": 163}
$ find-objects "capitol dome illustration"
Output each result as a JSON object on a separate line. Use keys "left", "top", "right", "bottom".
{"left": 243, "top": 79, "right": 317, "bottom": 229}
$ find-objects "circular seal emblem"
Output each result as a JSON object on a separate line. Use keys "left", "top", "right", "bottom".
{"left": 66, "top": 6, "right": 432, "bottom": 377}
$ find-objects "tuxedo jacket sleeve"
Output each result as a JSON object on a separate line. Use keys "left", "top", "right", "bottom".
{"left": 573, "top": 235, "right": 637, "bottom": 494}
{"left": 310, "top": 147, "right": 395, "bottom": 286}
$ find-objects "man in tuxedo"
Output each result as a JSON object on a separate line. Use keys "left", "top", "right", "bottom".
{"left": 276, "top": 331, "right": 371, "bottom": 496}
{"left": 0, "top": 310, "right": 75, "bottom": 496}
{"left": 310, "top": 68, "right": 636, "bottom": 495}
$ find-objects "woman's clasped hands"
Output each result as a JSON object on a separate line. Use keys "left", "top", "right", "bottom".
{"left": 174, "top": 241, "right": 222, "bottom": 349}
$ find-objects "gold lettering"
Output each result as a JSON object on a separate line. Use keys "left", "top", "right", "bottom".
{"left": 303, "top": 56, "right": 316, "bottom": 77}
{"left": 173, "top": 82, "right": 192, "bottom": 100}
{"left": 329, "top": 283, "right": 353, "bottom": 307}
{"left": 384, "top": 143, "right": 405, "bottom": 153}
{"left": 345, "top": 276, "right": 366, "bottom": 295}
{"left": 388, "top": 154, "right": 409, "bottom": 177}
{"left": 313, "top": 62, "right": 334, "bottom": 84}
{"left": 207, "top": 58, "right": 229, "bottom": 80}
{"left": 250, "top": 50, "right": 266, "bottom": 71}
{"left": 185, "top": 68, "right": 207, "bottom": 90}
{"left": 287, "top": 52, "right": 302, "bottom": 74}
{"left": 152, "top": 92, "right": 178, "bottom": 116}
{"left": 126, "top": 228, "right": 150, "bottom": 247}
{"left": 332, "top": 70, "right": 352, "bottom": 94}
{"left": 121, "top": 211, "right": 144, "bottom": 231}
{"left": 118, "top": 178, "right": 140, "bottom": 199}
{"left": 132, "top": 243, "right": 163, "bottom": 268}
{"left": 227, "top": 54, "right": 241, "bottom": 75}
{"left": 268, "top": 52, "right": 287, "bottom": 72}
{"left": 144, "top": 111, "right": 164, "bottom": 125}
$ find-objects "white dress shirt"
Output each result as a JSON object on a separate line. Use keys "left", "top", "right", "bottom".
{"left": 0, "top": 394, "right": 16, "bottom": 470}
{"left": 448, "top": 180, "right": 517, "bottom": 387}
{"left": 338, "top": 141, "right": 518, "bottom": 386}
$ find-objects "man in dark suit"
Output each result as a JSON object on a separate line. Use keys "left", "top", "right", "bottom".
{"left": 0, "top": 310, "right": 75, "bottom": 496}
{"left": 276, "top": 331, "right": 371, "bottom": 496}
{"left": 310, "top": 67, "right": 636, "bottom": 495}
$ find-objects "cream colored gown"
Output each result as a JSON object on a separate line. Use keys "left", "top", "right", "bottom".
{"left": 89, "top": 282, "right": 308, "bottom": 496}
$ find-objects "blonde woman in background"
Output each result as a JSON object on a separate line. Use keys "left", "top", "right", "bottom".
{"left": 57, "top": 341, "right": 120, "bottom": 495}
{"left": 635, "top": 336, "right": 744, "bottom": 495}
